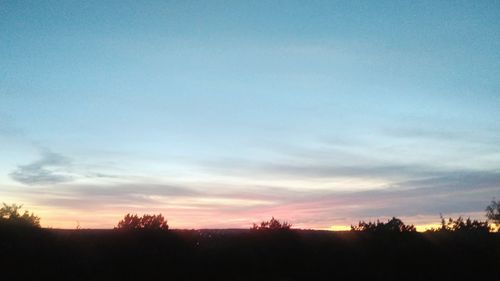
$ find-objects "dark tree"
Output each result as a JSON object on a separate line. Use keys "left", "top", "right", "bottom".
{"left": 351, "top": 217, "right": 416, "bottom": 233}
{"left": 485, "top": 200, "right": 500, "bottom": 230}
{"left": 140, "top": 214, "right": 169, "bottom": 230}
{"left": 116, "top": 214, "right": 142, "bottom": 230}
{"left": 251, "top": 217, "right": 292, "bottom": 230}
{"left": 0, "top": 203, "right": 40, "bottom": 228}
{"left": 116, "top": 213, "right": 168, "bottom": 230}
{"left": 436, "top": 215, "right": 490, "bottom": 233}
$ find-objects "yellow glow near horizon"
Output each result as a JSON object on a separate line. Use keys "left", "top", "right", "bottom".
{"left": 329, "top": 225, "right": 352, "bottom": 231}
{"left": 415, "top": 223, "right": 441, "bottom": 232}
{"left": 328, "top": 223, "right": 443, "bottom": 232}
{"left": 35, "top": 215, "right": 467, "bottom": 232}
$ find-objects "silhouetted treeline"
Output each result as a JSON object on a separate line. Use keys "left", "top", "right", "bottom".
{"left": 2, "top": 201, "right": 500, "bottom": 280}
{"left": 116, "top": 213, "right": 169, "bottom": 230}
{"left": 251, "top": 217, "right": 292, "bottom": 230}
{"left": 1, "top": 226, "right": 499, "bottom": 280}
{"left": 351, "top": 217, "right": 416, "bottom": 232}
{"left": 429, "top": 216, "right": 491, "bottom": 233}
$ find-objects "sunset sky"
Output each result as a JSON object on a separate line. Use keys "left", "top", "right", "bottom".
{"left": 1, "top": 1, "right": 499, "bottom": 230}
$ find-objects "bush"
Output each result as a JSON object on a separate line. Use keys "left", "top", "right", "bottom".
{"left": 433, "top": 216, "right": 490, "bottom": 233}
{"left": 351, "top": 217, "right": 416, "bottom": 233}
{"left": 251, "top": 217, "right": 292, "bottom": 231}
{"left": 485, "top": 200, "right": 500, "bottom": 231}
{"left": 0, "top": 203, "right": 40, "bottom": 228}
{"left": 116, "top": 213, "right": 168, "bottom": 230}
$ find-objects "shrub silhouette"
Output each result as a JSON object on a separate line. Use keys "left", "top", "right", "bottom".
{"left": 116, "top": 214, "right": 142, "bottom": 230}
{"left": 351, "top": 217, "right": 416, "bottom": 232}
{"left": 485, "top": 200, "right": 500, "bottom": 230}
{"left": 141, "top": 214, "right": 169, "bottom": 229}
{"left": 251, "top": 217, "right": 292, "bottom": 230}
{"left": 434, "top": 215, "right": 490, "bottom": 233}
{"left": 0, "top": 203, "right": 40, "bottom": 228}
{"left": 116, "top": 213, "right": 168, "bottom": 230}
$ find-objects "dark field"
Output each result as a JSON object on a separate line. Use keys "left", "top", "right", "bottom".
{"left": 1, "top": 227, "right": 499, "bottom": 281}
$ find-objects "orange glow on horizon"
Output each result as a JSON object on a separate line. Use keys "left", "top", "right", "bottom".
{"left": 31, "top": 204, "right": 480, "bottom": 232}
{"left": 328, "top": 225, "right": 352, "bottom": 231}
{"left": 415, "top": 223, "right": 441, "bottom": 232}
{"left": 318, "top": 223, "right": 448, "bottom": 232}
{"left": 38, "top": 218, "right": 444, "bottom": 232}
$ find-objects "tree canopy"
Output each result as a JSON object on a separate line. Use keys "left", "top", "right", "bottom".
{"left": 116, "top": 213, "right": 169, "bottom": 230}
{"left": 351, "top": 217, "right": 416, "bottom": 233}
{"left": 251, "top": 217, "right": 292, "bottom": 231}
{"left": 435, "top": 216, "right": 490, "bottom": 233}
{"left": 485, "top": 200, "right": 500, "bottom": 227}
{"left": 0, "top": 203, "right": 40, "bottom": 228}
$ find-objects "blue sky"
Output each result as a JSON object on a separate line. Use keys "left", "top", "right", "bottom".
{"left": 1, "top": 1, "right": 499, "bottom": 229}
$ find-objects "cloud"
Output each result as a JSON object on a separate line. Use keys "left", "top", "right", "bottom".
{"left": 9, "top": 168, "right": 499, "bottom": 228}
{"left": 303, "top": 170, "right": 500, "bottom": 217}
{"left": 383, "top": 126, "right": 500, "bottom": 148}
{"left": 10, "top": 151, "right": 73, "bottom": 185}
{"left": 5, "top": 141, "right": 499, "bottom": 228}
{"left": 199, "top": 157, "right": 447, "bottom": 182}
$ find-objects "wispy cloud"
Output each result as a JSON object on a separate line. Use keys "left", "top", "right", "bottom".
{"left": 4, "top": 136, "right": 499, "bottom": 228}
{"left": 199, "top": 157, "right": 448, "bottom": 183}
{"left": 8, "top": 168, "right": 498, "bottom": 229}
{"left": 10, "top": 151, "right": 73, "bottom": 185}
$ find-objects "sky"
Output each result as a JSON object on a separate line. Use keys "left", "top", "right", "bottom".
{"left": 1, "top": 0, "right": 499, "bottom": 230}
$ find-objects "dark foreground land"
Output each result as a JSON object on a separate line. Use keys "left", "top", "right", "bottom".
{"left": 1, "top": 227, "right": 499, "bottom": 281}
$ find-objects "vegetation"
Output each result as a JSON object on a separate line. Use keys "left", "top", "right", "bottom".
{"left": 430, "top": 215, "right": 491, "bottom": 233}
{"left": 251, "top": 217, "right": 292, "bottom": 230}
{"left": 486, "top": 199, "right": 500, "bottom": 230}
{"left": 1, "top": 202, "right": 500, "bottom": 280}
{"left": 1, "top": 227, "right": 499, "bottom": 280}
{"left": 0, "top": 203, "right": 40, "bottom": 228}
{"left": 116, "top": 213, "right": 169, "bottom": 230}
{"left": 351, "top": 217, "right": 416, "bottom": 232}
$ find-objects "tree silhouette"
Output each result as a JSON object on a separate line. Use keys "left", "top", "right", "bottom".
{"left": 140, "top": 214, "right": 169, "bottom": 230}
{"left": 351, "top": 217, "right": 416, "bottom": 233}
{"left": 429, "top": 215, "right": 491, "bottom": 232}
{"left": 485, "top": 200, "right": 500, "bottom": 230}
{"left": 251, "top": 217, "right": 292, "bottom": 230}
{"left": 0, "top": 203, "right": 40, "bottom": 228}
{"left": 116, "top": 214, "right": 142, "bottom": 230}
{"left": 116, "top": 213, "right": 168, "bottom": 230}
